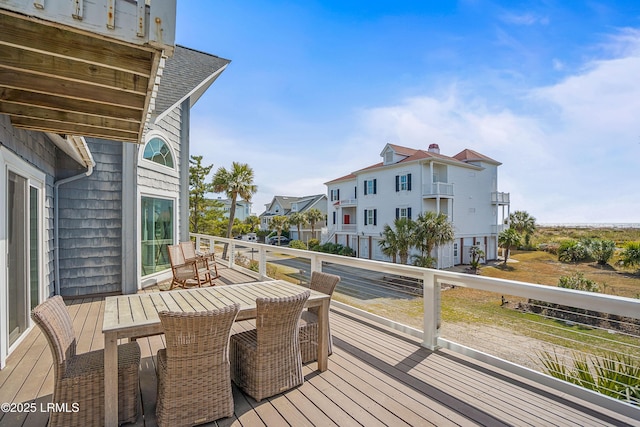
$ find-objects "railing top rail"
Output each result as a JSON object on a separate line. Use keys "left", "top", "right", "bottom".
{"left": 191, "top": 233, "right": 640, "bottom": 319}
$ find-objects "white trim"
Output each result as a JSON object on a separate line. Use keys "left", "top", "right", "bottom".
{"left": 138, "top": 130, "right": 179, "bottom": 178}
{"left": 136, "top": 189, "right": 178, "bottom": 289}
{"left": 0, "top": 147, "right": 46, "bottom": 370}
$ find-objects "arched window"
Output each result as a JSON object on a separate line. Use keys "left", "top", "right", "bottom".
{"left": 142, "top": 137, "right": 174, "bottom": 168}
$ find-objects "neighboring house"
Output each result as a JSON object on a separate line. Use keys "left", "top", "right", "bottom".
{"left": 259, "top": 194, "right": 328, "bottom": 241}
{"left": 0, "top": 2, "right": 229, "bottom": 368}
{"left": 325, "top": 143, "right": 510, "bottom": 268}
{"left": 214, "top": 197, "right": 253, "bottom": 222}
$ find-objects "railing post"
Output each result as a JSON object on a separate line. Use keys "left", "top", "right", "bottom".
{"left": 310, "top": 252, "right": 320, "bottom": 273}
{"left": 422, "top": 269, "right": 440, "bottom": 350}
{"left": 228, "top": 240, "right": 235, "bottom": 269}
{"left": 259, "top": 246, "right": 267, "bottom": 280}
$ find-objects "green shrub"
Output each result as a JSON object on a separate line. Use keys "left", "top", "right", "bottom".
{"left": 289, "top": 240, "right": 306, "bottom": 250}
{"left": 537, "top": 350, "right": 640, "bottom": 405}
{"left": 620, "top": 241, "right": 640, "bottom": 269}
{"left": 311, "top": 242, "right": 354, "bottom": 256}
{"left": 588, "top": 239, "right": 616, "bottom": 265}
{"left": 558, "top": 239, "right": 590, "bottom": 263}
{"left": 558, "top": 272, "right": 600, "bottom": 293}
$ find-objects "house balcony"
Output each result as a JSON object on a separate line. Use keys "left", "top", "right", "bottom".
{"left": 0, "top": 0, "right": 176, "bottom": 143}
{"left": 423, "top": 182, "right": 454, "bottom": 198}
{"left": 3, "top": 235, "right": 638, "bottom": 426}
{"left": 492, "top": 191, "right": 510, "bottom": 205}
{"left": 492, "top": 223, "right": 508, "bottom": 234}
{"left": 337, "top": 198, "right": 357, "bottom": 207}
{"left": 337, "top": 224, "right": 357, "bottom": 233}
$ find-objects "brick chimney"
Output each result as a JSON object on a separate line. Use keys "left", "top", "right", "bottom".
{"left": 428, "top": 143, "right": 440, "bottom": 154}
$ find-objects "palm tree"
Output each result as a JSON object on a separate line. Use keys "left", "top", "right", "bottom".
{"left": 212, "top": 162, "right": 257, "bottom": 258}
{"left": 305, "top": 208, "right": 325, "bottom": 241}
{"left": 498, "top": 228, "right": 521, "bottom": 265}
{"left": 412, "top": 212, "right": 455, "bottom": 267}
{"left": 379, "top": 218, "right": 414, "bottom": 264}
{"left": 288, "top": 212, "right": 307, "bottom": 241}
{"left": 269, "top": 215, "right": 289, "bottom": 245}
{"left": 244, "top": 215, "right": 260, "bottom": 233}
{"left": 379, "top": 224, "right": 399, "bottom": 263}
{"left": 509, "top": 210, "right": 536, "bottom": 248}
{"left": 212, "top": 162, "right": 257, "bottom": 239}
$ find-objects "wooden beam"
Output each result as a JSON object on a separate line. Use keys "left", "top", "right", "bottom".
{"left": 0, "top": 70, "right": 146, "bottom": 109}
{"left": 11, "top": 117, "right": 138, "bottom": 142}
{"left": 0, "top": 102, "right": 140, "bottom": 133}
{"left": 0, "top": 88, "right": 143, "bottom": 121}
{"left": 0, "top": 11, "right": 154, "bottom": 76}
{"left": 0, "top": 45, "right": 149, "bottom": 94}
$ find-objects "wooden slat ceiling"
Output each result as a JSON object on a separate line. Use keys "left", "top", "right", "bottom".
{"left": 0, "top": 10, "right": 162, "bottom": 143}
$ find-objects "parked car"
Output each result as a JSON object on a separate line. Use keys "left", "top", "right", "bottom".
{"left": 268, "top": 236, "right": 290, "bottom": 246}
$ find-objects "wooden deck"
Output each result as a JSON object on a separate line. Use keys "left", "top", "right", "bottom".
{"left": 1, "top": 264, "right": 638, "bottom": 427}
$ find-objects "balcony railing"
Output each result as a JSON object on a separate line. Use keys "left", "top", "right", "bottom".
{"left": 192, "top": 233, "right": 640, "bottom": 419}
{"left": 337, "top": 198, "right": 357, "bottom": 206}
{"left": 423, "top": 182, "right": 454, "bottom": 197}
{"left": 492, "top": 191, "right": 510, "bottom": 204}
{"left": 337, "top": 224, "right": 357, "bottom": 232}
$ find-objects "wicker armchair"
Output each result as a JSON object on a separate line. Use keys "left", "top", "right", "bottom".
{"left": 299, "top": 271, "right": 341, "bottom": 363}
{"left": 156, "top": 304, "right": 240, "bottom": 427}
{"left": 31, "top": 296, "right": 140, "bottom": 427}
{"left": 167, "top": 244, "right": 212, "bottom": 290}
{"left": 230, "top": 291, "right": 310, "bottom": 401}
{"left": 179, "top": 240, "right": 220, "bottom": 281}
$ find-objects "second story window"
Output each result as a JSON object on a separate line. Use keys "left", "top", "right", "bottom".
{"left": 395, "top": 173, "right": 412, "bottom": 192}
{"left": 330, "top": 189, "right": 340, "bottom": 201}
{"left": 364, "top": 179, "right": 377, "bottom": 195}
{"left": 364, "top": 209, "right": 377, "bottom": 226}
{"left": 395, "top": 207, "right": 412, "bottom": 220}
{"left": 143, "top": 137, "right": 174, "bottom": 168}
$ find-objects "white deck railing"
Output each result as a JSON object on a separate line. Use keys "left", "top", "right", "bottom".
{"left": 191, "top": 233, "right": 640, "bottom": 418}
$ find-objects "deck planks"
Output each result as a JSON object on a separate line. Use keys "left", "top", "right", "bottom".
{"left": 0, "top": 263, "right": 637, "bottom": 427}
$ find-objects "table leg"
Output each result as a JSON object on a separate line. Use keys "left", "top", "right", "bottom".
{"left": 317, "top": 298, "right": 329, "bottom": 372}
{"left": 104, "top": 332, "right": 118, "bottom": 427}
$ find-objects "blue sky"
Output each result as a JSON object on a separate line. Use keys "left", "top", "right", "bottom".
{"left": 175, "top": 1, "right": 640, "bottom": 224}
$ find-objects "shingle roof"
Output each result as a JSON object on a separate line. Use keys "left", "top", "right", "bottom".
{"left": 154, "top": 45, "right": 231, "bottom": 119}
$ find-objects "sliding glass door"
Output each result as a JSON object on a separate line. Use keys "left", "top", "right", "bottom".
{"left": 6, "top": 171, "right": 41, "bottom": 347}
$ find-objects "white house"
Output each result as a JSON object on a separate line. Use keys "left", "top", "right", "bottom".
{"left": 215, "top": 198, "right": 253, "bottom": 222}
{"left": 259, "top": 194, "right": 327, "bottom": 241}
{"left": 325, "top": 143, "right": 510, "bottom": 268}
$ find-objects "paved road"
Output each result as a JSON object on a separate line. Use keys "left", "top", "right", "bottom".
{"left": 268, "top": 256, "right": 421, "bottom": 301}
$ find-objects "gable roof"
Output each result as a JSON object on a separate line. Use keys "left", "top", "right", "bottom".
{"left": 260, "top": 194, "right": 326, "bottom": 217}
{"left": 453, "top": 149, "right": 501, "bottom": 165}
{"left": 153, "top": 45, "right": 230, "bottom": 123}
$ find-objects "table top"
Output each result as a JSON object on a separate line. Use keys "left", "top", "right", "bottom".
{"left": 102, "top": 280, "right": 329, "bottom": 338}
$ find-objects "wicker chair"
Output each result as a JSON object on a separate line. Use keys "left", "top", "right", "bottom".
{"left": 230, "top": 291, "right": 310, "bottom": 401}
{"left": 167, "top": 244, "right": 212, "bottom": 290}
{"left": 179, "top": 240, "right": 220, "bottom": 281}
{"left": 31, "top": 296, "right": 140, "bottom": 427}
{"left": 156, "top": 304, "right": 240, "bottom": 427}
{"left": 299, "top": 271, "right": 341, "bottom": 363}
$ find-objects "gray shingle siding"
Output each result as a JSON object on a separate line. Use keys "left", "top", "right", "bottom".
{"left": 57, "top": 139, "right": 123, "bottom": 296}
{"left": 0, "top": 115, "right": 57, "bottom": 296}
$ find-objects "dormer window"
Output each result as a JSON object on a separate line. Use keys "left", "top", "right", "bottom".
{"left": 384, "top": 151, "right": 393, "bottom": 164}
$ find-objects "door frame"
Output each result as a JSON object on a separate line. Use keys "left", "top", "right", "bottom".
{"left": 0, "top": 147, "right": 46, "bottom": 369}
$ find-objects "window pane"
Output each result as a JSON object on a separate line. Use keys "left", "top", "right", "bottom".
{"left": 143, "top": 137, "right": 174, "bottom": 168}
{"left": 141, "top": 197, "right": 174, "bottom": 275}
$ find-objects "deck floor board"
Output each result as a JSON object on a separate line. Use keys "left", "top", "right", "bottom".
{"left": 0, "top": 264, "right": 637, "bottom": 427}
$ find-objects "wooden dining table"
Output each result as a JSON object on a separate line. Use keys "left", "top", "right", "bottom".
{"left": 102, "top": 280, "right": 331, "bottom": 427}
